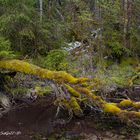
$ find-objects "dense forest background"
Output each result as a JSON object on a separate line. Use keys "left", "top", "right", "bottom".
{"left": 0, "top": 0, "right": 140, "bottom": 71}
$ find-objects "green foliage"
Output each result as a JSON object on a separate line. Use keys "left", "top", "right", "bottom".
{"left": 8, "top": 87, "right": 29, "bottom": 95}
{"left": 63, "top": 0, "right": 93, "bottom": 41}
{"left": 95, "top": 64, "right": 135, "bottom": 91}
{"left": 101, "top": 1, "right": 123, "bottom": 59}
{"left": 35, "top": 86, "right": 53, "bottom": 96}
{"left": 0, "top": 0, "right": 57, "bottom": 56}
{"left": 0, "top": 36, "right": 15, "bottom": 59}
{"left": 105, "top": 33, "right": 131, "bottom": 58}
{"left": 120, "top": 57, "right": 139, "bottom": 67}
{"left": 43, "top": 49, "right": 69, "bottom": 71}
{"left": 131, "top": 28, "right": 140, "bottom": 56}
{"left": 0, "top": 37, "right": 11, "bottom": 51}
{"left": 0, "top": 0, "right": 94, "bottom": 57}
{"left": 100, "top": 0, "right": 133, "bottom": 59}
{"left": 0, "top": 0, "right": 140, "bottom": 78}
{"left": 0, "top": 0, "right": 139, "bottom": 60}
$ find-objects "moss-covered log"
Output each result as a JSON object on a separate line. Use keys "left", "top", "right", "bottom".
{"left": 0, "top": 59, "right": 89, "bottom": 84}
{"left": 0, "top": 59, "right": 140, "bottom": 126}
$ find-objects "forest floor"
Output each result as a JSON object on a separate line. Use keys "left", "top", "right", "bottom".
{"left": 0, "top": 70, "right": 140, "bottom": 140}
{"left": 0, "top": 95, "right": 139, "bottom": 140}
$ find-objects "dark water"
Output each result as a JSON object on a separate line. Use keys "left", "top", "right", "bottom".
{"left": 0, "top": 97, "right": 56, "bottom": 140}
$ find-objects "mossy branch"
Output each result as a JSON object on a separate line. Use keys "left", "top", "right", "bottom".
{"left": 0, "top": 59, "right": 89, "bottom": 84}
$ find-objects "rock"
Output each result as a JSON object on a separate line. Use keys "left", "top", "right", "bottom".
{"left": 133, "top": 85, "right": 140, "bottom": 93}
{"left": 137, "top": 133, "right": 140, "bottom": 140}
{"left": 65, "top": 131, "right": 81, "bottom": 139}
{"left": 81, "top": 133, "right": 98, "bottom": 140}
{"left": 0, "top": 93, "right": 11, "bottom": 109}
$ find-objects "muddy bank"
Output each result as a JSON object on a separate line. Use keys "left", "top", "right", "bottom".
{"left": 0, "top": 96, "right": 56, "bottom": 140}
{"left": 0, "top": 96, "right": 139, "bottom": 140}
{"left": 0, "top": 73, "right": 140, "bottom": 140}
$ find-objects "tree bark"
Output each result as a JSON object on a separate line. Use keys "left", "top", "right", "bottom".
{"left": 123, "top": 0, "right": 128, "bottom": 48}
{"left": 39, "top": 0, "right": 43, "bottom": 22}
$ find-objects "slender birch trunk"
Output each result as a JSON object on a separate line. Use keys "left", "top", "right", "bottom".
{"left": 39, "top": 0, "right": 43, "bottom": 22}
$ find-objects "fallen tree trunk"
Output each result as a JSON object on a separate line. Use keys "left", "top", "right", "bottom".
{"left": 0, "top": 59, "right": 140, "bottom": 127}
{"left": 0, "top": 59, "right": 89, "bottom": 84}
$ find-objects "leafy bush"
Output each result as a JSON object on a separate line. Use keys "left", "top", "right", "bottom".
{"left": 44, "top": 49, "right": 68, "bottom": 71}
{"left": 0, "top": 36, "right": 15, "bottom": 59}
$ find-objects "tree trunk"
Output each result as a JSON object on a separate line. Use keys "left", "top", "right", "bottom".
{"left": 39, "top": 0, "right": 43, "bottom": 22}
{"left": 123, "top": 0, "right": 128, "bottom": 48}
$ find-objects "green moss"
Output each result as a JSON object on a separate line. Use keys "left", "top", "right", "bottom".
{"left": 119, "top": 100, "right": 133, "bottom": 107}
{"left": 69, "top": 97, "right": 82, "bottom": 116}
{"left": 103, "top": 103, "right": 121, "bottom": 114}
{"left": 65, "top": 84, "right": 81, "bottom": 97}
{"left": 0, "top": 59, "right": 81, "bottom": 84}
{"left": 61, "top": 97, "right": 82, "bottom": 116}
{"left": 35, "top": 85, "right": 53, "bottom": 96}
{"left": 120, "top": 57, "right": 139, "bottom": 67}
{"left": 133, "top": 102, "right": 140, "bottom": 109}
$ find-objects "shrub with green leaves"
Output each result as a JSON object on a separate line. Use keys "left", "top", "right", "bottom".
{"left": 44, "top": 49, "right": 68, "bottom": 71}
{"left": 0, "top": 37, "right": 15, "bottom": 59}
